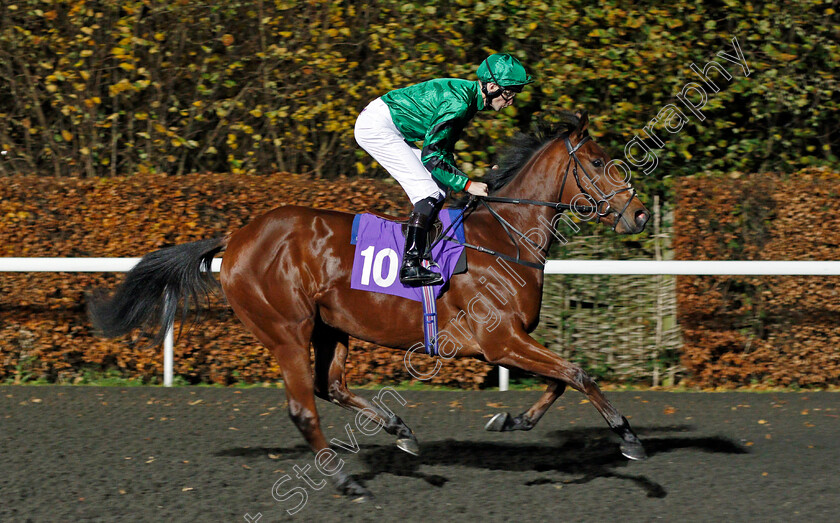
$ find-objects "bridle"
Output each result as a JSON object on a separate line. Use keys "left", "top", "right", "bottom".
{"left": 560, "top": 133, "right": 639, "bottom": 232}
{"left": 431, "top": 132, "right": 642, "bottom": 271}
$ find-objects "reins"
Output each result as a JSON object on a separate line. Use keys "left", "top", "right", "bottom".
{"left": 430, "top": 196, "right": 595, "bottom": 271}
{"left": 429, "top": 132, "right": 643, "bottom": 271}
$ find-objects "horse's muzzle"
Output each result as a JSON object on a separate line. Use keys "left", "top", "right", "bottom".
{"left": 634, "top": 209, "right": 650, "bottom": 232}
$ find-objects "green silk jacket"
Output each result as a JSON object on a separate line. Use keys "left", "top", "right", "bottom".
{"left": 381, "top": 78, "right": 485, "bottom": 192}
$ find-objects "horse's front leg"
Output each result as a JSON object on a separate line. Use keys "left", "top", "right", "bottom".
{"left": 485, "top": 380, "right": 566, "bottom": 432}
{"left": 482, "top": 330, "right": 647, "bottom": 460}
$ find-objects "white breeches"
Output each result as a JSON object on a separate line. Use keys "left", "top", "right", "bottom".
{"left": 354, "top": 97, "right": 446, "bottom": 205}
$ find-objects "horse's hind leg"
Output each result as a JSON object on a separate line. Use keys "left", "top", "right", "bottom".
{"left": 485, "top": 380, "right": 567, "bottom": 432}
{"left": 312, "top": 321, "right": 420, "bottom": 455}
{"left": 224, "top": 297, "right": 371, "bottom": 498}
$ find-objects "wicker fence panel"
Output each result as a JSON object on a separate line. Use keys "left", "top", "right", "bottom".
{"left": 534, "top": 197, "right": 684, "bottom": 386}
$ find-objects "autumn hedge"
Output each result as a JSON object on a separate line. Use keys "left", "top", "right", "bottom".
{"left": 2, "top": 170, "right": 838, "bottom": 387}
{"left": 0, "top": 174, "right": 492, "bottom": 387}
{"left": 674, "top": 167, "right": 840, "bottom": 388}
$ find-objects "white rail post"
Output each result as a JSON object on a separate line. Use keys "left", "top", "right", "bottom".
{"left": 162, "top": 287, "right": 174, "bottom": 387}
{"left": 499, "top": 366, "right": 509, "bottom": 391}
{"left": 163, "top": 323, "right": 174, "bottom": 387}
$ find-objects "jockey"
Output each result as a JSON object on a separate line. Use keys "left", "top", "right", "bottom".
{"left": 354, "top": 53, "right": 533, "bottom": 287}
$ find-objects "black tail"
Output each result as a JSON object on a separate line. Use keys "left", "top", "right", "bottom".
{"left": 88, "top": 237, "right": 227, "bottom": 345}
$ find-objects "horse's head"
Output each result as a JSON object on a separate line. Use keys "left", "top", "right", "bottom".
{"left": 456, "top": 112, "right": 650, "bottom": 236}
{"left": 554, "top": 112, "right": 650, "bottom": 235}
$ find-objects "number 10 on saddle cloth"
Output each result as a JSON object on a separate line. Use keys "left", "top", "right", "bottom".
{"left": 349, "top": 210, "right": 467, "bottom": 356}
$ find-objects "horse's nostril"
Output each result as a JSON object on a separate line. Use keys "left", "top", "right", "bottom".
{"left": 635, "top": 210, "right": 649, "bottom": 226}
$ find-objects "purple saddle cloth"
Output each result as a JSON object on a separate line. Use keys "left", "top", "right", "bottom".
{"left": 350, "top": 210, "right": 466, "bottom": 302}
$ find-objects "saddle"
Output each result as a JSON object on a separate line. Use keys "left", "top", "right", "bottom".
{"left": 349, "top": 210, "right": 468, "bottom": 357}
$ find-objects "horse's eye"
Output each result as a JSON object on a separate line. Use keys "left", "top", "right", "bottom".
{"left": 592, "top": 159, "right": 603, "bottom": 168}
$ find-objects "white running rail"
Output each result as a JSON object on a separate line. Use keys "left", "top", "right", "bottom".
{"left": 544, "top": 260, "right": 840, "bottom": 276}
{"left": 2, "top": 258, "right": 839, "bottom": 389}
{"left": 0, "top": 258, "right": 222, "bottom": 386}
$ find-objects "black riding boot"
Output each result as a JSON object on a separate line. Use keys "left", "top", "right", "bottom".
{"left": 400, "top": 213, "right": 443, "bottom": 287}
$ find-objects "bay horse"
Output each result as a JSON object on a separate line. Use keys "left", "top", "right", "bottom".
{"left": 89, "top": 111, "right": 651, "bottom": 498}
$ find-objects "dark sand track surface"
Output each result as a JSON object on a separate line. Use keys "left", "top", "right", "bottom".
{"left": 1, "top": 387, "right": 838, "bottom": 522}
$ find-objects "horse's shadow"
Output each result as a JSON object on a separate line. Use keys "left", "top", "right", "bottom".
{"left": 216, "top": 425, "right": 747, "bottom": 498}
{"left": 357, "top": 425, "right": 745, "bottom": 498}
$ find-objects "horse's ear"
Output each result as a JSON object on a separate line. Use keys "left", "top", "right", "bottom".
{"left": 575, "top": 110, "right": 589, "bottom": 138}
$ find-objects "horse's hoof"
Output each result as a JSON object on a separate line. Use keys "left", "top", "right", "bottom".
{"left": 351, "top": 492, "right": 374, "bottom": 504}
{"left": 396, "top": 437, "right": 420, "bottom": 456}
{"left": 336, "top": 475, "right": 373, "bottom": 499}
{"left": 621, "top": 441, "right": 648, "bottom": 461}
{"left": 484, "top": 412, "right": 511, "bottom": 432}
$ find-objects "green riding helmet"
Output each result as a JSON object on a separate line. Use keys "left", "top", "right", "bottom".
{"left": 476, "top": 53, "right": 534, "bottom": 92}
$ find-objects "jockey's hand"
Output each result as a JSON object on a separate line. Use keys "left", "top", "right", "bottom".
{"left": 466, "top": 181, "right": 489, "bottom": 197}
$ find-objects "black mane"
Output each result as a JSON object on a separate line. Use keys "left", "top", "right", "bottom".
{"left": 450, "top": 111, "right": 581, "bottom": 208}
